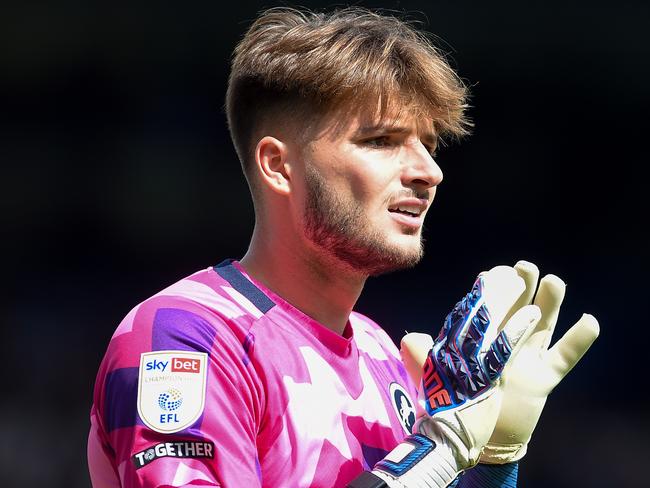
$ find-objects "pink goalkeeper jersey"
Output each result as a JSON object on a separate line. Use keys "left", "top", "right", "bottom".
{"left": 88, "top": 260, "right": 418, "bottom": 488}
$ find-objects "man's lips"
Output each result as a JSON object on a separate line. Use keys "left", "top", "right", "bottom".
{"left": 388, "top": 210, "right": 424, "bottom": 229}
{"left": 387, "top": 198, "right": 428, "bottom": 217}
{"left": 387, "top": 198, "right": 428, "bottom": 229}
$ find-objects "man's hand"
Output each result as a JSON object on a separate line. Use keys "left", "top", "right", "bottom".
{"left": 479, "top": 261, "right": 600, "bottom": 464}
{"left": 351, "top": 266, "right": 541, "bottom": 488}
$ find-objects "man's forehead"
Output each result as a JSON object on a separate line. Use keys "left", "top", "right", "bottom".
{"left": 311, "top": 98, "right": 438, "bottom": 143}
{"left": 349, "top": 109, "right": 438, "bottom": 141}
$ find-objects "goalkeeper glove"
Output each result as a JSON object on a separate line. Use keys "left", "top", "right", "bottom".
{"left": 479, "top": 260, "right": 599, "bottom": 464}
{"left": 349, "top": 265, "right": 540, "bottom": 488}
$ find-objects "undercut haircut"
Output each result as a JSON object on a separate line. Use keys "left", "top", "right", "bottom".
{"left": 226, "top": 7, "right": 470, "bottom": 185}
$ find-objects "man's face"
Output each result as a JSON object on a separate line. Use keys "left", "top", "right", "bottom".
{"left": 297, "top": 107, "right": 443, "bottom": 276}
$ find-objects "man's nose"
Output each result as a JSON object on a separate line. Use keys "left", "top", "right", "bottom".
{"left": 401, "top": 144, "right": 443, "bottom": 189}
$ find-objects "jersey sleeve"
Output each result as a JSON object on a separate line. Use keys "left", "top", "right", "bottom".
{"left": 88, "top": 297, "right": 264, "bottom": 488}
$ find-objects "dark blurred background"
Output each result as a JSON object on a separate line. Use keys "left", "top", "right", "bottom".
{"left": 1, "top": 1, "right": 647, "bottom": 486}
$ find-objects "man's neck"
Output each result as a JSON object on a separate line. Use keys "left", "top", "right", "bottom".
{"left": 240, "top": 227, "right": 366, "bottom": 335}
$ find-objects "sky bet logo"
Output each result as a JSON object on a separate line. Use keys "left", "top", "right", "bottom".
{"left": 145, "top": 357, "right": 201, "bottom": 373}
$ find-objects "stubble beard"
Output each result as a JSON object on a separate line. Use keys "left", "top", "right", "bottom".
{"left": 303, "top": 168, "right": 424, "bottom": 277}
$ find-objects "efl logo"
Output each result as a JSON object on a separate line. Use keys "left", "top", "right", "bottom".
{"left": 171, "top": 357, "right": 201, "bottom": 373}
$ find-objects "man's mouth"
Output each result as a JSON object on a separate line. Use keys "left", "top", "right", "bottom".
{"left": 387, "top": 199, "right": 427, "bottom": 217}
{"left": 388, "top": 205, "right": 422, "bottom": 217}
{"left": 387, "top": 199, "right": 428, "bottom": 229}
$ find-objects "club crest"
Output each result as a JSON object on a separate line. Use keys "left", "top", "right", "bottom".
{"left": 389, "top": 382, "right": 416, "bottom": 434}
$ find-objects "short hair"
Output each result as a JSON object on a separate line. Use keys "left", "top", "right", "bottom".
{"left": 226, "top": 7, "right": 469, "bottom": 179}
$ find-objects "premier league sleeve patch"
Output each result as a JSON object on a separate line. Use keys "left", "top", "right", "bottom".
{"left": 137, "top": 351, "right": 208, "bottom": 434}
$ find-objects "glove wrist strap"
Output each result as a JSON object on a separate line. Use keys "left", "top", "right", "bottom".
{"left": 480, "top": 442, "right": 527, "bottom": 464}
{"left": 370, "top": 434, "right": 461, "bottom": 488}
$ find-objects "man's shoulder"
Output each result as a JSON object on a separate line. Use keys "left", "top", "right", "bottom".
{"left": 104, "top": 264, "right": 262, "bottom": 360}
{"left": 94, "top": 263, "right": 263, "bottom": 401}
{"left": 90, "top": 264, "right": 269, "bottom": 445}
{"left": 126, "top": 263, "right": 260, "bottom": 324}
{"left": 151, "top": 267, "right": 254, "bottom": 318}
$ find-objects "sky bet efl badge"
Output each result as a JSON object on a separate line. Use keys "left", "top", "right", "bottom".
{"left": 137, "top": 351, "right": 208, "bottom": 434}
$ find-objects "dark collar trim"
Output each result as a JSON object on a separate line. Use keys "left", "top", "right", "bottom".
{"left": 213, "top": 259, "right": 275, "bottom": 314}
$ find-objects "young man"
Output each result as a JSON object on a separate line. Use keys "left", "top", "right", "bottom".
{"left": 88, "top": 7, "right": 598, "bottom": 487}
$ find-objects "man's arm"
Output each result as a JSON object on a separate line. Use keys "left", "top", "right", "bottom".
{"left": 88, "top": 297, "right": 263, "bottom": 487}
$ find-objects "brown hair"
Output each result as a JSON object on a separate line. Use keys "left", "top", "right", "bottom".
{"left": 226, "top": 7, "right": 470, "bottom": 176}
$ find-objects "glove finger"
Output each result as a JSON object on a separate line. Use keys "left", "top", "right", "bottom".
{"left": 547, "top": 313, "right": 599, "bottom": 381}
{"left": 499, "top": 260, "right": 540, "bottom": 329}
{"left": 400, "top": 332, "right": 434, "bottom": 386}
{"left": 484, "top": 305, "right": 541, "bottom": 382}
{"left": 514, "top": 260, "right": 540, "bottom": 304}
{"left": 481, "top": 266, "right": 526, "bottom": 346}
{"left": 530, "top": 274, "right": 566, "bottom": 350}
{"left": 500, "top": 260, "right": 539, "bottom": 331}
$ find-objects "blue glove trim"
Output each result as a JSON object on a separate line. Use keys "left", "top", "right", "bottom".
{"left": 374, "top": 434, "right": 436, "bottom": 477}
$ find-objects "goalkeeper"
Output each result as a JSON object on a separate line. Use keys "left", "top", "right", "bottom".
{"left": 88, "top": 6, "right": 598, "bottom": 488}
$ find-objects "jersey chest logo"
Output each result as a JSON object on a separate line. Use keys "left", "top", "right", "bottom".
{"left": 137, "top": 351, "right": 208, "bottom": 434}
{"left": 389, "top": 382, "right": 416, "bottom": 435}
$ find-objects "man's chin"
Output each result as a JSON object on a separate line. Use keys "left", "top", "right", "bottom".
{"left": 350, "top": 240, "right": 424, "bottom": 277}
{"left": 369, "top": 250, "right": 423, "bottom": 276}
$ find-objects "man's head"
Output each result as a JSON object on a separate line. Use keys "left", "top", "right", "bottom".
{"left": 226, "top": 7, "right": 469, "bottom": 276}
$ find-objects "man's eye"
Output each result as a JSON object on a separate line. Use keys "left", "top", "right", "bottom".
{"left": 363, "top": 136, "right": 392, "bottom": 148}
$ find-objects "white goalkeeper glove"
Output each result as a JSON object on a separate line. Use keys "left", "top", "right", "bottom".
{"left": 349, "top": 265, "right": 540, "bottom": 488}
{"left": 479, "top": 260, "right": 599, "bottom": 464}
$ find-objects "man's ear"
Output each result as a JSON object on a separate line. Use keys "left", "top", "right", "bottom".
{"left": 254, "top": 136, "right": 292, "bottom": 195}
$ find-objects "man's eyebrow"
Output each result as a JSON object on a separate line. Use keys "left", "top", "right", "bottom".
{"left": 354, "top": 124, "right": 438, "bottom": 145}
